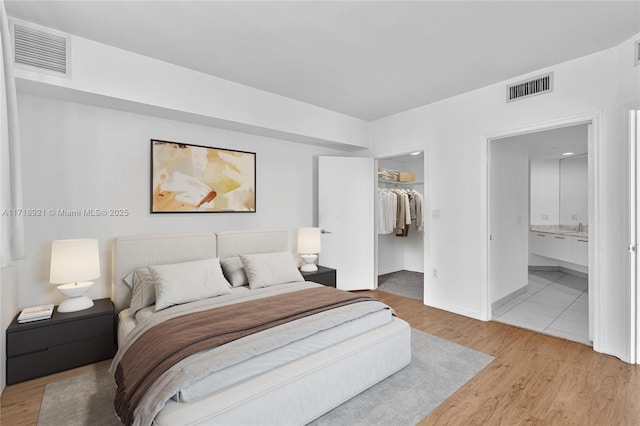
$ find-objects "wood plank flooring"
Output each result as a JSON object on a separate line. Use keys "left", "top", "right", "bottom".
{"left": 365, "top": 290, "right": 640, "bottom": 426}
{"left": 2, "top": 290, "right": 639, "bottom": 425}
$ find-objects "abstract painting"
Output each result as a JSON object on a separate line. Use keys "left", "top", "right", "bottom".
{"left": 151, "top": 140, "right": 256, "bottom": 213}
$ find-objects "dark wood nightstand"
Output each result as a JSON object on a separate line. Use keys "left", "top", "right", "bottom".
{"left": 301, "top": 265, "right": 337, "bottom": 287}
{"left": 6, "top": 298, "right": 115, "bottom": 385}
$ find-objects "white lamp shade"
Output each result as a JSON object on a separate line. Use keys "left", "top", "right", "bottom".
{"left": 297, "top": 227, "right": 321, "bottom": 254}
{"left": 50, "top": 239, "right": 101, "bottom": 284}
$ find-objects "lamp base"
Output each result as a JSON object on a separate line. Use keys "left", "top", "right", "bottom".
{"left": 57, "top": 296, "right": 94, "bottom": 313}
{"left": 300, "top": 254, "right": 318, "bottom": 272}
{"left": 56, "top": 282, "right": 94, "bottom": 313}
{"left": 300, "top": 263, "right": 318, "bottom": 272}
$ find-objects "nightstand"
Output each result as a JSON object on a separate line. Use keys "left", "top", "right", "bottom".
{"left": 6, "top": 298, "right": 115, "bottom": 385}
{"left": 301, "top": 265, "right": 337, "bottom": 287}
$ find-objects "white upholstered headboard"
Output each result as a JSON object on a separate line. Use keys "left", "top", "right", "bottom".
{"left": 216, "top": 229, "right": 288, "bottom": 258}
{"left": 111, "top": 230, "right": 289, "bottom": 313}
{"left": 112, "top": 233, "right": 217, "bottom": 313}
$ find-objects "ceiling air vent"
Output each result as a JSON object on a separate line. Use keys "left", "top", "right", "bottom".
{"left": 506, "top": 72, "right": 553, "bottom": 103}
{"left": 10, "top": 20, "right": 70, "bottom": 77}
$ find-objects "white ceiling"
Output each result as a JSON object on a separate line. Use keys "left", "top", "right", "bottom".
{"left": 5, "top": 1, "right": 640, "bottom": 121}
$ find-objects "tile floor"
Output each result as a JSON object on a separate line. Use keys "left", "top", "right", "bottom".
{"left": 493, "top": 270, "right": 590, "bottom": 346}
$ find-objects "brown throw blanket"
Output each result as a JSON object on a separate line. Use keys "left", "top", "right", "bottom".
{"left": 114, "top": 286, "right": 374, "bottom": 425}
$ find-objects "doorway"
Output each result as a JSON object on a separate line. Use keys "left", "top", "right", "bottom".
{"left": 488, "top": 120, "right": 595, "bottom": 346}
{"left": 376, "top": 152, "right": 426, "bottom": 301}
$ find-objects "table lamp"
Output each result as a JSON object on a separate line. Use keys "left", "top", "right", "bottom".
{"left": 49, "top": 239, "right": 100, "bottom": 313}
{"left": 297, "top": 227, "right": 321, "bottom": 272}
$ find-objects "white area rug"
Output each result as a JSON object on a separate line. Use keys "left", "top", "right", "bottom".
{"left": 38, "top": 328, "right": 493, "bottom": 426}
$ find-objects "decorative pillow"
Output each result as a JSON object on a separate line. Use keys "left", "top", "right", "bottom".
{"left": 240, "top": 252, "right": 304, "bottom": 289}
{"left": 220, "top": 256, "right": 249, "bottom": 287}
{"left": 123, "top": 271, "right": 135, "bottom": 289}
{"left": 128, "top": 267, "right": 156, "bottom": 315}
{"left": 150, "top": 258, "right": 232, "bottom": 311}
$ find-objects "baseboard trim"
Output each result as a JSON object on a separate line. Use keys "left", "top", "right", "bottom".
{"left": 528, "top": 265, "right": 588, "bottom": 280}
{"left": 492, "top": 286, "right": 527, "bottom": 311}
{"left": 377, "top": 267, "right": 404, "bottom": 276}
{"left": 528, "top": 265, "right": 557, "bottom": 272}
{"left": 426, "top": 299, "right": 482, "bottom": 321}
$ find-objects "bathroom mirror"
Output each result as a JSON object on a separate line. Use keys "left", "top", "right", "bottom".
{"left": 559, "top": 154, "right": 588, "bottom": 226}
{"left": 530, "top": 153, "right": 588, "bottom": 227}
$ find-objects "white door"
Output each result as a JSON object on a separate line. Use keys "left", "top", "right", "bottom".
{"left": 318, "top": 156, "right": 375, "bottom": 290}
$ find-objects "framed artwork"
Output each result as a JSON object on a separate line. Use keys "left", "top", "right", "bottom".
{"left": 151, "top": 139, "right": 256, "bottom": 213}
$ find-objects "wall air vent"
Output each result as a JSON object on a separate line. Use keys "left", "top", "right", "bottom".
{"left": 10, "top": 20, "right": 70, "bottom": 77}
{"left": 506, "top": 72, "right": 553, "bottom": 103}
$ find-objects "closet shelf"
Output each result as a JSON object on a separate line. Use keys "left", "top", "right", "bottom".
{"left": 378, "top": 179, "right": 424, "bottom": 185}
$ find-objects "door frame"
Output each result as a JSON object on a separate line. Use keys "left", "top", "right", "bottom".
{"left": 484, "top": 112, "right": 603, "bottom": 351}
{"left": 631, "top": 107, "right": 640, "bottom": 363}
{"left": 375, "top": 149, "right": 428, "bottom": 302}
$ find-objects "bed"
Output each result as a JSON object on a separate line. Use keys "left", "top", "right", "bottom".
{"left": 110, "top": 230, "right": 411, "bottom": 426}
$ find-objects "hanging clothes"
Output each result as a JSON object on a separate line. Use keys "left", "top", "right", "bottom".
{"left": 394, "top": 189, "right": 411, "bottom": 237}
{"left": 377, "top": 188, "right": 397, "bottom": 234}
{"left": 377, "top": 186, "right": 424, "bottom": 237}
{"left": 413, "top": 191, "right": 424, "bottom": 231}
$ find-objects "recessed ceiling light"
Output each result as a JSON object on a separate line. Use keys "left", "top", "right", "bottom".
{"left": 410, "top": 151, "right": 421, "bottom": 156}
{"left": 562, "top": 152, "right": 574, "bottom": 156}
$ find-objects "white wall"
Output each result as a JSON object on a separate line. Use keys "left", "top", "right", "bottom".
{"left": 370, "top": 33, "right": 640, "bottom": 361}
{"left": 13, "top": 94, "right": 349, "bottom": 308}
{"left": 530, "top": 160, "right": 560, "bottom": 226}
{"left": 490, "top": 138, "right": 529, "bottom": 303}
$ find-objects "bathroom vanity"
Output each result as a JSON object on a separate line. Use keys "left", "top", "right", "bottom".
{"left": 529, "top": 227, "right": 588, "bottom": 267}
{"left": 529, "top": 153, "right": 588, "bottom": 269}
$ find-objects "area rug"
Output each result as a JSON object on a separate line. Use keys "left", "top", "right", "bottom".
{"left": 38, "top": 329, "right": 493, "bottom": 426}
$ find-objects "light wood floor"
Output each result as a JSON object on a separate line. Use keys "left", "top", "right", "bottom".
{"left": 2, "top": 290, "right": 640, "bottom": 425}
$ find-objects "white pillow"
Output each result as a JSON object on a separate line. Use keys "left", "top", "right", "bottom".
{"left": 240, "top": 252, "right": 304, "bottom": 289}
{"left": 220, "top": 257, "right": 249, "bottom": 287}
{"left": 123, "top": 271, "right": 135, "bottom": 289}
{"left": 150, "top": 258, "right": 232, "bottom": 311}
{"left": 128, "top": 267, "right": 156, "bottom": 315}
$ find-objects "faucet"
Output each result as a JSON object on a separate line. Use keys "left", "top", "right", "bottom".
{"left": 578, "top": 222, "right": 583, "bottom": 233}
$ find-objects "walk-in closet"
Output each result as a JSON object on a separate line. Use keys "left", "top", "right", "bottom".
{"left": 376, "top": 153, "right": 425, "bottom": 301}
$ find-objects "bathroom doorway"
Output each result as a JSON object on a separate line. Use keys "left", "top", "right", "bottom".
{"left": 489, "top": 122, "right": 592, "bottom": 346}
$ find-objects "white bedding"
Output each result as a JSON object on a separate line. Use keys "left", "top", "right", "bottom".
{"left": 114, "top": 281, "right": 396, "bottom": 425}
{"left": 118, "top": 284, "right": 393, "bottom": 403}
